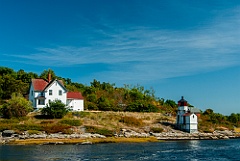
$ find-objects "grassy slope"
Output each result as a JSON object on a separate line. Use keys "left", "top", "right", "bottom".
{"left": 1, "top": 111, "right": 238, "bottom": 145}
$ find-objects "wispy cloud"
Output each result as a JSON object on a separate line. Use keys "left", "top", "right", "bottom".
{"left": 8, "top": 7, "right": 240, "bottom": 83}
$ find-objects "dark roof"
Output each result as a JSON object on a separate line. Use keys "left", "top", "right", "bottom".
{"left": 178, "top": 96, "right": 187, "bottom": 103}
{"left": 178, "top": 96, "right": 188, "bottom": 106}
{"left": 67, "top": 92, "right": 84, "bottom": 99}
{"left": 183, "top": 113, "right": 192, "bottom": 116}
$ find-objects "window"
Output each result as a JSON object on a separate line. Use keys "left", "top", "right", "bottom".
{"left": 49, "top": 90, "right": 52, "bottom": 95}
{"left": 59, "top": 90, "right": 62, "bottom": 96}
{"left": 183, "top": 116, "right": 186, "bottom": 124}
{"left": 38, "top": 99, "right": 45, "bottom": 105}
{"left": 31, "top": 91, "right": 33, "bottom": 96}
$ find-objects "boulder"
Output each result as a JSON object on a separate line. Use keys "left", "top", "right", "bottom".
{"left": 2, "top": 130, "right": 15, "bottom": 137}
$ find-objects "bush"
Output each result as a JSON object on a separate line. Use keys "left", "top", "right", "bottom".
{"left": 43, "top": 124, "right": 71, "bottom": 134}
{"left": 85, "top": 126, "right": 114, "bottom": 137}
{"left": 0, "top": 118, "right": 20, "bottom": 124}
{"left": 27, "top": 130, "right": 41, "bottom": 135}
{"left": 60, "top": 119, "right": 82, "bottom": 126}
{"left": 40, "top": 120, "right": 55, "bottom": 124}
{"left": 0, "top": 93, "right": 33, "bottom": 119}
{"left": 125, "top": 101, "right": 159, "bottom": 112}
{"left": 41, "top": 100, "right": 69, "bottom": 119}
{"left": 119, "top": 116, "right": 143, "bottom": 127}
{"left": 72, "top": 111, "right": 90, "bottom": 118}
{"left": 150, "top": 127, "right": 164, "bottom": 133}
{"left": 13, "top": 124, "right": 43, "bottom": 131}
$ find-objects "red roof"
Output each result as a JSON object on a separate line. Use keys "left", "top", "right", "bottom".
{"left": 32, "top": 79, "right": 49, "bottom": 91}
{"left": 67, "top": 92, "right": 84, "bottom": 99}
{"left": 183, "top": 113, "right": 193, "bottom": 116}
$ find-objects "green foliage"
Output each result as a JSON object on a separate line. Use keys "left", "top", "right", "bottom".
{"left": 203, "top": 109, "right": 214, "bottom": 115}
{"left": 0, "top": 93, "right": 33, "bottom": 118}
{"left": 27, "top": 130, "right": 41, "bottom": 135}
{"left": 97, "top": 96, "right": 112, "bottom": 111}
{"left": 39, "top": 69, "right": 57, "bottom": 80}
{"left": 164, "top": 100, "right": 177, "bottom": 108}
{"left": 85, "top": 126, "right": 114, "bottom": 137}
{"left": 228, "top": 113, "right": 240, "bottom": 124}
{"left": 59, "top": 119, "right": 82, "bottom": 126}
{"left": 13, "top": 124, "right": 43, "bottom": 131}
{"left": 41, "top": 100, "right": 69, "bottom": 119}
{"left": 85, "top": 101, "right": 98, "bottom": 110}
{"left": 43, "top": 124, "right": 72, "bottom": 134}
{"left": 0, "top": 67, "right": 39, "bottom": 99}
{"left": 72, "top": 111, "right": 90, "bottom": 118}
{"left": 125, "top": 101, "right": 159, "bottom": 112}
{"left": 0, "top": 118, "right": 20, "bottom": 124}
{"left": 119, "top": 116, "right": 143, "bottom": 127}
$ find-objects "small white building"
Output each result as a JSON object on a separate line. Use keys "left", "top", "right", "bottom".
{"left": 29, "top": 74, "right": 84, "bottom": 111}
{"left": 176, "top": 96, "right": 200, "bottom": 133}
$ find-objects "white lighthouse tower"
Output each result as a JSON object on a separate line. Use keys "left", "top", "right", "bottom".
{"left": 176, "top": 96, "right": 198, "bottom": 133}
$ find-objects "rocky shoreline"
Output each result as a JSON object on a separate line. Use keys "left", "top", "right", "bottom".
{"left": 1, "top": 128, "right": 240, "bottom": 145}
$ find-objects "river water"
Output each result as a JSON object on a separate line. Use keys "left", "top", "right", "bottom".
{"left": 0, "top": 139, "right": 240, "bottom": 161}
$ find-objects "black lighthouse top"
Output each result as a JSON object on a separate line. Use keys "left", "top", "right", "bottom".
{"left": 178, "top": 96, "right": 188, "bottom": 106}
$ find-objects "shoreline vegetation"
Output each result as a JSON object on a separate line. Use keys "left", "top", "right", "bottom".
{"left": 1, "top": 111, "right": 240, "bottom": 145}
{"left": 0, "top": 67, "right": 240, "bottom": 145}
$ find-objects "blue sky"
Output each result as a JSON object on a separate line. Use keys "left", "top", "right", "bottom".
{"left": 0, "top": 0, "right": 240, "bottom": 115}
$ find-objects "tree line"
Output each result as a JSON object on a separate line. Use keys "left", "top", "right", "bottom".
{"left": 0, "top": 66, "right": 177, "bottom": 114}
{"left": 0, "top": 66, "right": 239, "bottom": 128}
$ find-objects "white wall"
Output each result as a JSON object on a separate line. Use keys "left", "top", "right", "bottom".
{"left": 67, "top": 99, "right": 84, "bottom": 111}
{"left": 31, "top": 80, "right": 67, "bottom": 109}
{"left": 45, "top": 81, "right": 67, "bottom": 105}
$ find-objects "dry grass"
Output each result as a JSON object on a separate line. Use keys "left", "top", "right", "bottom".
{"left": 1, "top": 111, "right": 175, "bottom": 134}
{"left": 234, "top": 128, "right": 240, "bottom": 132}
{"left": 10, "top": 137, "right": 160, "bottom": 145}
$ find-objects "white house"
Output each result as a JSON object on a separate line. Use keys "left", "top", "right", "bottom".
{"left": 176, "top": 96, "right": 200, "bottom": 133}
{"left": 29, "top": 74, "right": 84, "bottom": 111}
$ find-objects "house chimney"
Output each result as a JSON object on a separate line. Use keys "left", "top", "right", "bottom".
{"left": 48, "top": 73, "right": 51, "bottom": 82}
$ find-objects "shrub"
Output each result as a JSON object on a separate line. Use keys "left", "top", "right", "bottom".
{"left": 13, "top": 124, "right": 43, "bottom": 131}
{"left": 119, "top": 116, "right": 143, "bottom": 127}
{"left": 125, "top": 102, "right": 159, "bottom": 112}
{"left": 43, "top": 124, "right": 71, "bottom": 134}
{"left": 27, "top": 130, "right": 41, "bottom": 135}
{"left": 85, "top": 102, "right": 98, "bottom": 110}
{"left": 60, "top": 119, "right": 82, "bottom": 126}
{"left": 150, "top": 127, "right": 164, "bottom": 133}
{"left": 40, "top": 120, "right": 55, "bottom": 124}
{"left": 0, "top": 124, "right": 12, "bottom": 132}
{"left": 41, "top": 100, "right": 69, "bottom": 119}
{"left": 0, "top": 118, "right": 20, "bottom": 124}
{"left": 0, "top": 93, "right": 33, "bottom": 119}
{"left": 72, "top": 111, "right": 90, "bottom": 118}
{"left": 85, "top": 126, "right": 114, "bottom": 137}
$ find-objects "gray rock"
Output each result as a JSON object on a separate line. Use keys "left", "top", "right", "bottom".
{"left": 2, "top": 130, "right": 15, "bottom": 137}
{"left": 81, "top": 141, "right": 92, "bottom": 145}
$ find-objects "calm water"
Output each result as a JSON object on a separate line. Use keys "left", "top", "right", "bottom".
{"left": 0, "top": 139, "right": 240, "bottom": 161}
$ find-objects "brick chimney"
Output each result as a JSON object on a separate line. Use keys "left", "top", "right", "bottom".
{"left": 48, "top": 72, "right": 51, "bottom": 82}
